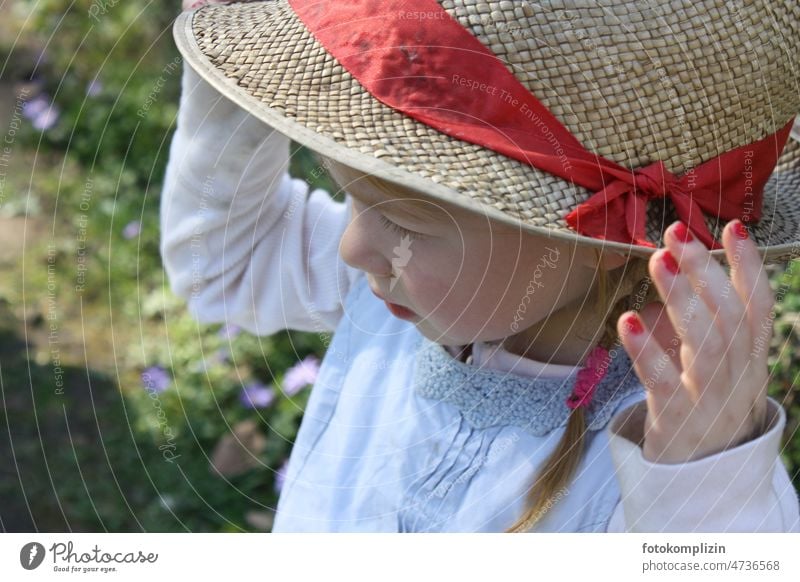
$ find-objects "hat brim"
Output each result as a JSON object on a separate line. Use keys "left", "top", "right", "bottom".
{"left": 173, "top": 3, "right": 800, "bottom": 264}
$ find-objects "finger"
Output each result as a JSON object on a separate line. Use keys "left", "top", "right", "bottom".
{"left": 617, "top": 311, "right": 682, "bottom": 398}
{"left": 662, "top": 221, "right": 752, "bottom": 365}
{"left": 648, "top": 248, "right": 724, "bottom": 370}
{"left": 638, "top": 301, "right": 681, "bottom": 370}
{"left": 723, "top": 219, "right": 775, "bottom": 370}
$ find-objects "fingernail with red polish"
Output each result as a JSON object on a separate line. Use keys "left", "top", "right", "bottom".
{"left": 672, "top": 221, "right": 693, "bottom": 243}
{"left": 623, "top": 312, "right": 644, "bottom": 335}
{"left": 732, "top": 220, "right": 749, "bottom": 240}
{"left": 661, "top": 250, "right": 680, "bottom": 274}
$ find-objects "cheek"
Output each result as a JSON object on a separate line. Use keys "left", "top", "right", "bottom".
{"left": 468, "top": 241, "right": 572, "bottom": 326}
{"left": 412, "top": 244, "right": 506, "bottom": 329}
{"left": 403, "top": 248, "right": 462, "bottom": 307}
{"left": 501, "top": 248, "right": 572, "bottom": 320}
{"left": 398, "top": 244, "right": 476, "bottom": 322}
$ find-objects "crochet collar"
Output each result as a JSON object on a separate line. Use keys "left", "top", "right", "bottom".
{"left": 412, "top": 335, "right": 642, "bottom": 437}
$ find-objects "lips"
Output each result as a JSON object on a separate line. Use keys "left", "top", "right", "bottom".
{"left": 384, "top": 301, "right": 417, "bottom": 320}
{"left": 369, "top": 285, "right": 417, "bottom": 320}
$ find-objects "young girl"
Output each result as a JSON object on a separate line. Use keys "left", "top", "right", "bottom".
{"left": 162, "top": 0, "right": 800, "bottom": 532}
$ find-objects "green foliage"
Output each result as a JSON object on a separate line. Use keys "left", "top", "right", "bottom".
{"left": 1, "top": 0, "right": 330, "bottom": 532}
{"left": 18, "top": 0, "right": 181, "bottom": 186}
{"left": 768, "top": 260, "right": 800, "bottom": 479}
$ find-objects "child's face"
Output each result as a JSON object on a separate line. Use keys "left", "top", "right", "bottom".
{"left": 332, "top": 162, "right": 604, "bottom": 349}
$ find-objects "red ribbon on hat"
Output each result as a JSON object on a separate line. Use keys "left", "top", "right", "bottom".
{"left": 288, "top": 0, "right": 795, "bottom": 249}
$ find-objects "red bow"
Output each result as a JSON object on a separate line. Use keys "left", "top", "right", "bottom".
{"left": 564, "top": 121, "right": 793, "bottom": 249}
{"left": 289, "top": 0, "right": 795, "bottom": 248}
{"left": 566, "top": 345, "right": 610, "bottom": 410}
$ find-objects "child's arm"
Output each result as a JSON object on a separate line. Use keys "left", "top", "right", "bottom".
{"left": 604, "top": 393, "right": 800, "bottom": 532}
{"left": 160, "top": 62, "right": 361, "bottom": 336}
{"left": 602, "top": 210, "right": 800, "bottom": 531}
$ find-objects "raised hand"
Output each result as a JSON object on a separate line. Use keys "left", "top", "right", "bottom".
{"left": 617, "top": 219, "right": 774, "bottom": 464}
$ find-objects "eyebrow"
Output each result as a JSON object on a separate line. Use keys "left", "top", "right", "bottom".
{"left": 323, "top": 157, "right": 449, "bottom": 224}
{"left": 342, "top": 181, "right": 446, "bottom": 224}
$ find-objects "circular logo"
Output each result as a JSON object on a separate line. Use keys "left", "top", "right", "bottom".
{"left": 20, "top": 542, "right": 46, "bottom": 570}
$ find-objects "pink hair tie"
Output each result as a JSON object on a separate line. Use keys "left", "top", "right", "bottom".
{"left": 566, "top": 345, "right": 611, "bottom": 410}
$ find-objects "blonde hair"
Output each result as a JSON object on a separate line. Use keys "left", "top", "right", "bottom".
{"left": 318, "top": 154, "right": 660, "bottom": 532}
{"left": 505, "top": 253, "right": 657, "bottom": 532}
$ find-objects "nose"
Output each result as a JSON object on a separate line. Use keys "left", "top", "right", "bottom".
{"left": 339, "top": 197, "right": 394, "bottom": 278}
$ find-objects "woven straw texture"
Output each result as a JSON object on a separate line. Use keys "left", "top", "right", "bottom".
{"left": 175, "top": 0, "right": 800, "bottom": 263}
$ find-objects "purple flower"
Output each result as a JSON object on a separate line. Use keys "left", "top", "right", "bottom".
{"left": 32, "top": 106, "right": 59, "bottom": 131}
{"left": 281, "top": 355, "right": 320, "bottom": 396}
{"left": 86, "top": 79, "right": 103, "bottom": 97}
{"left": 274, "top": 458, "right": 289, "bottom": 494}
{"left": 141, "top": 366, "right": 171, "bottom": 393}
{"left": 239, "top": 382, "right": 275, "bottom": 409}
{"left": 22, "top": 94, "right": 59, "bottom": 131}
{"left": 22, "top": 95, "right": 48, "bottom": 119}
{"left": 122, "top": 220, "right": 141, "bottom": 240}
{"left": 217, "top": 323, "right": 242, "bottom": 340}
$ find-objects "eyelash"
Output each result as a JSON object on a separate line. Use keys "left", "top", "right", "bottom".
{"left": 378, "top": 214, "right": 425, "bottom": 240}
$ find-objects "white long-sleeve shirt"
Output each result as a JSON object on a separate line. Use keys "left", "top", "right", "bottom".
{"left": 160, "top": 62, "right": 800, "bottom": 532}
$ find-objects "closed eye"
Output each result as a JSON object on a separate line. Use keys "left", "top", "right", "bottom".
{"left": 378, "top": 214, "right": 425, "bottom": 241}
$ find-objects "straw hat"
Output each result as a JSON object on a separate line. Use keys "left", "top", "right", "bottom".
{"left": 173, "top": 0, "right": 800, "bottom": 263}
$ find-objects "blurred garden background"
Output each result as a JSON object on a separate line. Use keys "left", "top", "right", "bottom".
{"left": 0, "top": 0, "right": 798, "bottom": 532}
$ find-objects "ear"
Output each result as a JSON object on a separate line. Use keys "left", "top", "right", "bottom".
{"left": 576, "top": 246, "right": 628, "bottom": 271}
{"left": 598, "top": 250, "right": 628, "bottom": 271}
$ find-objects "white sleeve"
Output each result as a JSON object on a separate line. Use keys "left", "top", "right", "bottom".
{"left": 159, "top": 62, "right": 361, "bottom": 336}
{"left": 604, "top": 395, "right": 800, "bottom": 532}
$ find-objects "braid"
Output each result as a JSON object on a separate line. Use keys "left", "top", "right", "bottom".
{"left": 506, "top": 253, "right": 656, "bottom": 532}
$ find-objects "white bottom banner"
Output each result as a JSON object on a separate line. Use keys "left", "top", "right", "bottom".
{"left": 1, "top": 533, "right": 799, "bottom": 580}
